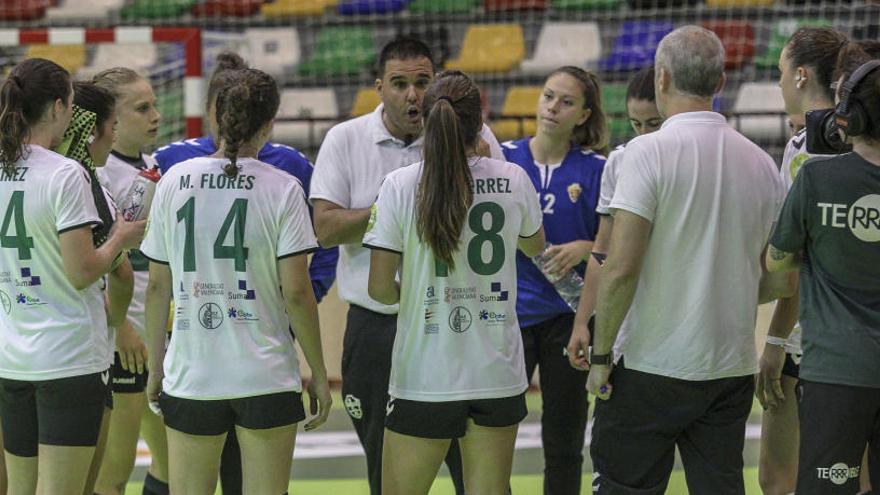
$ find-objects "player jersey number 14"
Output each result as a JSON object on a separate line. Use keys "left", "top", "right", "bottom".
{"left": 176, "top": 197, "right": 249, "bottom": 272}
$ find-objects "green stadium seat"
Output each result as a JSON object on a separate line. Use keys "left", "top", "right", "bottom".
{"left": 408, "top": 0, "right": 476, "bottom": 13}
{"left": 121, "top": 0, "right": 196, "bottom": 19}
{"left": 552, "top": 0, "right": 620, "bottom": 10}
{"left": 754, "top": 19, "right": 832, "bottom": 69}
{"left": 602, "top": 83, "right": 631, "bottom": 142}
{"left": 297, "top": 27, "right": 375, "bottom": 77}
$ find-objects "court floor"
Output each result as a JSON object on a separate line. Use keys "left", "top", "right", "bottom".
{"left": 122, "top": 391, "right": 768, "bottom": 494}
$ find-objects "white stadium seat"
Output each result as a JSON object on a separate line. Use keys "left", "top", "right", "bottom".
{"left": 520, "top": 22, "right": 602, "bottom": 75}
{"left": 730, "top": 82, "right": 787, "bottom": 142}
{"left": 244, "top": 28, "right": 301, "bottom": 79}
{"left": 273, "top": 88, "right": 338, "bottom": 148}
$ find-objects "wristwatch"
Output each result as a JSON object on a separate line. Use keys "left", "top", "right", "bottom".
{"left": 589, "top": 350, "right": 612, "bottom": 366}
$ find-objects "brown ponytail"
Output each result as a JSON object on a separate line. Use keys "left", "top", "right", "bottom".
{"left": 0, "top": 58, "right": 71, "bottom": 172}
{"left": 416, "top": 70, "right": 482, "bottom": 270}
{"left": 214, "top": 68, "right": 279, "bottom": 177}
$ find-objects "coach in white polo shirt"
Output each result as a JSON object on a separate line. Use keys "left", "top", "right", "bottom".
{"left": 309, "top": 38, "right": 502, "bottom": 495}
{"left": 585, "top": 26, "right": 791, "bottom": 494}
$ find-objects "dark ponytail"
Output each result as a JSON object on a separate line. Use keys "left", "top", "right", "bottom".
{"left": 0, "top": 58, "right": 71, "bottom": 173}
{"left": 546, "top": 66, "right": 608, "bottom": 152}
{"left": 206, "top": 51, "right": 249, "bottom": 113}
{"left": 416, "top": 70, "right": 482, "bottom": 270}
{"left": 214, "top": 68, "right": 279, "bottom": 177}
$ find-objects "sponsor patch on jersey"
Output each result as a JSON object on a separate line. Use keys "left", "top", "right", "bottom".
{"left": 478, "top": 309, "right": 507, "bottom": 326}
{"left": 198, "top": 303, "right": 223, "bottom": 329}
{"left": 227, "top": 306, "right": 259, "bottom": 322}
{"left": 0, "top": 289, "right": 11, "bottom": 315}
{"left": 567, "top": 182, "right": 583, "bottom": 203}
{"left": 817, "top": 462, "right": 860, "bottom": 486}
{"left": 15, "top": 292, "right": 45, "bottom": 308}
{"left": 449, "top": 306, "right": 472, "bottom": 333}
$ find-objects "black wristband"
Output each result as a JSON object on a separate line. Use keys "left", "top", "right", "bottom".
{"left": 590, "top": 350, "right": 612, "bottom": 366}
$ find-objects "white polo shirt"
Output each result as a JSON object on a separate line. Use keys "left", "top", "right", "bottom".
{"left": 309, "top": 104, "right": 503, "bottom": 314}
{"left": 609, "top": 111, "right": 784, "bottom": 381}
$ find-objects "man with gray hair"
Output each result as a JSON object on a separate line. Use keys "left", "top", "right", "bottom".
{"left": 584, "top": 26, "right": 792, "bottom": 493}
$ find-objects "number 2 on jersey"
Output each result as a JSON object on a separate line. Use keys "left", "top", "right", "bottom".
{"left": 435, "top": 201, "right": 505, "bottom": 277}
{"left": 176, "top": 197, "right": 249, "bottom": 272}
{"left": 1, "top": 191, "right": 34, "bottom": 260}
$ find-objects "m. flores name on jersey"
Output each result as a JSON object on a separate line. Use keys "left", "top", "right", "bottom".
{"left": 177, "top": 173, "right": 256, "bottom": 191}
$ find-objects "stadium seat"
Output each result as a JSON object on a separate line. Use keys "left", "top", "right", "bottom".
{"left": 730, "top": 82, "right": 787, "bottom": 142}
{"left": 703, "top": 21, "right": 755, "bottom": 69}
{"left": 602, "top": 83, "right": 631, "bottom": 142}
{"left": 0, "top": 0, "right": 49, "bottom": 20}
{"left": 553, "top": 0, "right": 620, "bottom": 10}
{"left": 445, "top": 24, "right": 525, "bottom": 74}
{"left": 79, "top": 43, "right": 158, "bottom": 78}
{"left": 754, "top": 19, "right": 831, "bottom": 69}
{"left": 598, "top": 21, "right": 675, "bottom": 72}
{"left": 484, "top": 0, "right": 547, "bottom": 11}
{"left": 491, "top": 86, "right": 541, "bottom": 142}
{"left": 350, "top": 87, "right": 381, "bottom": 117}
{"left": 705, "top": 0, "right": 772, "bottom": 7}
{"left": 47, "top": 0, "right": 121, "bottom": 20}
{"left": 244, "top": 28, "right": 301, "bottom": 79}
{"left": 273, "top": 88, "right": 339, "bottom": 148}
{"left": 520, "top": 22, "right": 601, "bottom": 75}
{"left": 261, "top": 0, "right": 336, "bottom": 17}
{"left": 407, "top": 0, "right": 476, "bottom": 13}
{"left": 25, "top": 44, "right": 86, "bottom": 74}
{"left": 297, "top": 27, "right": 375, "bottom": 77}
{"left": 853, "top": 23, "right": 879, "bottom": 41}
{"left": 398, "top": 26, "right": 451, "bottom": 65}
{"left": 337, "top": 0, "right": 409, "bottom": 15}
{"left": 121, "top": 0, "right": 196, "bottom": 18}
{"left": 191, "top": 0, "right": 264, "bottom": 17}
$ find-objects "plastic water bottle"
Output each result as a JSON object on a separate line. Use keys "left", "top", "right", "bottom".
{"left": 532, "top": 244, "right": 584, "bottom": 311}
{"left": 119, "top": 167, "right": 161, "bottom": 221}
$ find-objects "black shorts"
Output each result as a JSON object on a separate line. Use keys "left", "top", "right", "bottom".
{"left": 796, "top": 380, "right": 880, "bottom": 494}
{"left": 782, "top": 352, "right": 801, "bottom": 378}
{"left": 160, "top": 390, "right": 306, "bottom": 436}
{"left": 385, "top": 393, "right": 527, "bottom": 439}
{"left": 111, "top": 352, "right": 148, "bottom": 394}
{"left": 0, "top": 370, "right": 110, "bottom": 457}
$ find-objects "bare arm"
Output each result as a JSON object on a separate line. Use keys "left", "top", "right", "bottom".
{"left": 765, "top": 244, "right": 801, "bottom": 273}
{"left": 312, "top": 199, "right": 371, "bottom": 247}
{"left": 279, "top": 254, "right": 331, "bottom": 430}
{"left": 105, "top": 255, "right": 134, "bottom": 328}
{"left": 59, "top": 217, "right": 146, "bottom": 290}
{"left": 759, "top": 245, "right": 799, "bottom": 303}
{"left": 592, "top": 211, "right": 651, "bottom": 356}
{"left": 568, "top": 216, "right": 613, "bottom": 369}
{"left": 517, "top": 226, "right": 546, "bottom": 259}
{"left": 144, "top": 262, "right": 172, "bottom": 378}
{"left": 368, "top": 249, "right": 402, "bottom": 305}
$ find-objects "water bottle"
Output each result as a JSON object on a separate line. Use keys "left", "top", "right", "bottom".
{"left": 119, "top": 166, "right": 161, "bottom": 221}
{"left": 532, "top": 244, "right": 584, "bottom": 311}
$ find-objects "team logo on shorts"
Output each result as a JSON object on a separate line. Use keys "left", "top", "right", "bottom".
{"left": 344, "top": 394, "right": 363, "bottom": 419}
{"left": 817, "top": 462, "right": 860, "bottom": 485}
{"left": 567, "top": 183, "right": 583, "bottom": 203}
{"left": 0, "top": 290, "right": 11, "bottom": 315}
{"left": 449, "top": 306, "right": 472, "bottom": 333}
{"left": 198, "top": 303, "right": 223, "bottom": 329}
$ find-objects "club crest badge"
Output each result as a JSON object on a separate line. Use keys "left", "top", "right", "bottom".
{"left": 567, "top": 183, "right": 583, "bottom": 203}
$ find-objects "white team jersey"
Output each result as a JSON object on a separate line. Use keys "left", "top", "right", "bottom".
{"left": 97, "top": 152, "right": 158, "bottom": 337}
{"left": 779, "top": 129, "right": 817, "bottom": 355}
{"left": 0, "top": 145, "right": 110, "bottom": 381}
{"left": 363, "top": 157, "right": 543, "bottom": 401}
{"left": 596, "top": 144, "right": 625, "bottom": 215}
{"left": 140, "top": 157, "right": 318, "bottom": 400}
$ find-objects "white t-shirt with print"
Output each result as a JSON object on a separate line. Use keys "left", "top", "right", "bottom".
{"left": 363, "top": 156, "right": 542, "bottom": 401}
{"left": 140, "top": 157, "right": 318, "bottom": 400}
{"left": 609, "top": 112, "right": 785, "bottom": 381}
{"left": 310, "top": 104, "right": 503, "bottom": 314}
{"left": 97, "top": 152, "right": 158, "bottom": 337}
{"left": 0, "top": 145, "right": 109, "bottom": 381}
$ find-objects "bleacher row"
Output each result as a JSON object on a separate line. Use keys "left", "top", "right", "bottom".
{"left": 0, "top": 0, "right": 862, "bottom": 21}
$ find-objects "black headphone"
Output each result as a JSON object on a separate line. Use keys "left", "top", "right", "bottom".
{"left": 834, "top": 59, "right": 880, "bottom": 137}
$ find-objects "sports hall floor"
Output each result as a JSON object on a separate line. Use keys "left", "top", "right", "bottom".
{"left": 123, "top": 308, "right": 776, "bottom": 494}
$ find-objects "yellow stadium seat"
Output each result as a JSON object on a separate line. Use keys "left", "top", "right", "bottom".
{"left": 261, "top": 0, "right": 336, "bottom": 17}
{"left": 25, "top": 44, "right": 86, "bottom": 74}
{"left": 350, "top": 87, "right": 381, "bottom": 117}
{"left": 445, "top": 24, "right": 525, "bottom": 74}
{"left": 491, "top": 86, "right": 541, "bottom": 142}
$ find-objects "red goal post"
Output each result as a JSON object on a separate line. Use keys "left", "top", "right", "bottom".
{"left": 1, "top": 26, "right": 203, "bottom": 139}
